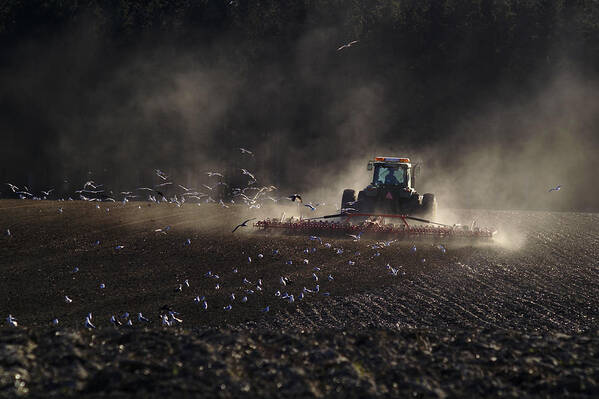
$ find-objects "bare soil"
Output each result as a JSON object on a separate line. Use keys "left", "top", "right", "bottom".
{"left": 1, "top": 200, "right": 598, "bottom": 397}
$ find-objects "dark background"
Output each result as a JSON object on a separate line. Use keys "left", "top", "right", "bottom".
{"left": 1, "top": 0, "right": 598, "bottom": 211}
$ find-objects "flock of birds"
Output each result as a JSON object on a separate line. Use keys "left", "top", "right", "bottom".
{"left": 5, "top": 228, "right": 448, "bottom": 329}
{"left": 1, "top": 145, "right": 560, "bottom": 328}
{"left": 1, "top": 147, "right": 329, "bottom": 215}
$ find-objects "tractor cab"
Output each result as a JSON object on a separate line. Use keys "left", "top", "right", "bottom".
{"left": 341, "top": 156, "right": 435, "bottom": 218}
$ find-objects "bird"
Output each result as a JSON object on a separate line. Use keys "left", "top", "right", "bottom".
{"left": 115, "top": 245, "right": 124, "bottom": 250}
{"left": 99, "top": 283, "right": 106, "bottom": 289}
{"left": 337, "top": 40, "right": 359, "bottom": 51}
{"left": 312, "top": 273, "right": 318, "bottom": 281}
{"left": 287, "top": 194, "right": 302, "bottom": 202}
{"left": 52, "top": 318, "right": 59, "bottom": 326}
{"left": 6, "top": 183, "right": 18, "bottom": 192}
{"left": 206, "top": 172, "right": 223, "bottom": 178}
{"left": 110, "top": 315, "right": 122, "bottom": 326}
{"left": 304, "top": 204, "right": 316, "bottom": 211}
{"left": 241, "top": 296, "right": 248, "bottom": 303}
{"left": 184, "top": 279, "right": 190, "bottom": 287}
{"left": 84, "top": 315, "right": 96, "bottom": 329}
{"left": 262, "top": 306, "right": 270, "bottom": 312}
{"left": 348, "top": 232, "right": 362, "bottom": 241}
{"left": 155, "top": 169, "right": 168, "bottom": 180}
{"left": 328, "top": 274, "right": 334, "bottom": 281}
{"left": 232, "top": 218, "right": 256, "bottom": 232}
{"left": 224, "top": 304, "right": 232, "bottom": 311}
{"left": 239, "top": 148, "right": 253, "bottom": 156}
{"left": 64, "top": 295, "right": 73, "bottom": 303}
{"left": 548, "top": 185, "right": 562, "bottom": 192}
{"left": 280, "top": 276, "right": 287, "bottom": 286}
{"left": 241, "top": 169, "right": 256, "bottom": 180}
{"left": 138, "top": 313, "right": 150, "bottom": 322}
{"left": 6, "top": 314, "right": 17, "bottom": 327}
{"left": 161, "top": 315, "right": 171, "bottom": 327}
{"left": 202, "top": 301, "right": 208, "bottom": 310}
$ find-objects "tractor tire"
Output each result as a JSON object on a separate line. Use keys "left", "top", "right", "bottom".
{"left": 341, "top": 189, "right": 356, "bottom": 211}
{"left": 421, "top": 193, "right": 437, "bottom": 219}
{"left": 357, "top": 191, "right": 375, "bottom": 213}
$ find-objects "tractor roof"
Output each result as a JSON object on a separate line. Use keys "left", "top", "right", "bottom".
{"left": 374, "top": 157, "right": 411, "bottom": 164}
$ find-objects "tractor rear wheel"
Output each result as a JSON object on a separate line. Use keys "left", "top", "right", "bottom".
{"left": 357, "top": 191, "right": 375, "bottom": 213}
{"left": 341, "top": 189, "right": 356, "bottom": 211}
{"left": 421, "top": 193, "right": 437, "bottom": 219}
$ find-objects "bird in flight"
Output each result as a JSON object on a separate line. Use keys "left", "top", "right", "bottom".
{"left": 287, "top": 194, "right": 302, "bottom": 202}
{"left": 241, "top": 169, "right": 255, "bottom": 180}
{"left": 206, "top": 172, "right": 223, "bottom": 178}
{"left": 239, "top": 148, "right": 253, "bottom": 156}
{"left": 548, "top": 185, "right": 562, "bottom": 192}
{"left": 232, "top": 218, "right": 256, "bottom": 232}
{"left": 348, "top": 232, "right": 362, "bottom": 241}
{"left": 337, "top": 40, "right": 359, "bottom": 51}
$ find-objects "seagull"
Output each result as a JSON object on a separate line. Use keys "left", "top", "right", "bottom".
{"left": 304, "top": 204, "right": 316, "bottom": 211}
{"left": 52, "top": 318, "right": 59, "bottom": 326}
{"left": 115, "top": 245, "right": 124, "bottom": 250}
{"left": 64, "top": 295, "right": 73, "bottom": 303}
{"left": 280, "top": 276, "right": 287, "bottom": 286}
{"left": 224, "top": 304, "right": 232, "bottom": 311}
{"left": 6, "top": 183, "right": 18, "bottom": 192}
{"left": 312, "top": 273, "right": 318, "bottom": 282}
{"left": 155, "top": 169, "right": 168, "bottom": 180}
{"left": 206, "top": 172, "right": 223, "bottom": 178}
{"left": 232, "top": 218, "right": 256, "bottom": 232}
{"left": 161, "top": 315, "right": 171, "bottom": 326}
{"left": 5, "top": 229, "right": 11, "bottom": 237}
{"left": 262, "top": 306, "right": 270, "bottom": 312}
{"left": 548, "top": 185, "right": 562, "bottom": 192}
{"left": 84, "top": 315, "right": 96, "bottom": 329}
{"left": 6, "top": 314, "right": 17, "bottom": 327}
{"left": 309, "top": 235, "right": 322, "bottom": 244}
{"left": 328, "top": 274, "right": 334, "bottom": 281}
{"left": 348, "top": 232, "right": 362, "bottom": 241}
{"left": 241, "top": 169, "right": 256, "bottom": 180}
{"left": 287, "top": 194, "right": 302, "bottom": 202}
{"left": 239, "top": 148, "right": 253, "bottom": 156}
{"left": 99, "top": 283, "right": 106, "bottom": 289}
{"left": 138, "top": 313, "right": 150, "bottom": 322}
{"left": 337, "top": 40, "right": 359, "bottom": 51}
{"left": 41, "top": 189, "right": 54, "bottom": 196}
{"left": 110, "top": 315, "right": 122, "bottom": 326}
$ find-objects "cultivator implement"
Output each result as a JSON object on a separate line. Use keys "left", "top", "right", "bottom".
{"left": 254, "top": 212, "right": 496, "bottom": 240}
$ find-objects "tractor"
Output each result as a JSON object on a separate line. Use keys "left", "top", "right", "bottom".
{"left": 341, "top": 157, "right": 437, "bottom": 219}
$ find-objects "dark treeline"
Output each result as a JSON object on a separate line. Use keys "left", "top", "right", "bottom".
{"left": 1, "top": 1, "right": 598, "bottom": 210}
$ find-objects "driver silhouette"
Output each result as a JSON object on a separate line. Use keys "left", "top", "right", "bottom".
{"left": 384, "top": 169, "right": 400, "bottom": 185}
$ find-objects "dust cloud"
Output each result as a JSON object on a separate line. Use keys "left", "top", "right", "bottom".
{"left": 1, "top": 17, "right": 598, "bottom": 215}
